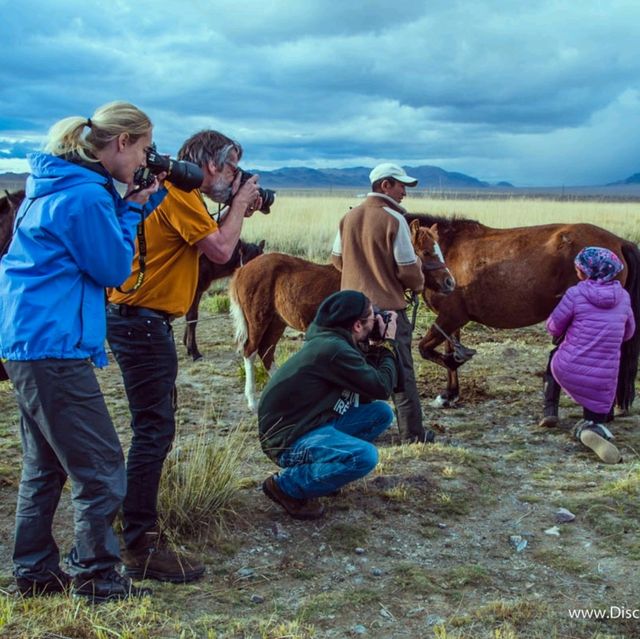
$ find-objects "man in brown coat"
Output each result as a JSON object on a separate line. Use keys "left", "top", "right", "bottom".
{"left": 331, "top": 163, "right": 434, "bottom": 443}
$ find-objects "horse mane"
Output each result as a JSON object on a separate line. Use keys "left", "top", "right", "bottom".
{"left": 405, "top": 212, "right": 485, "bottom": 249}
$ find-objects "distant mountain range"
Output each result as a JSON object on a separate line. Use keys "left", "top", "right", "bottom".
{"left": 2, "top": 166, "right": 640, "bottom": 193}
{"left": 607, "top": 173, "right": 640, "bottom": 186}
{"left": 250, "top": 165, "right": 510, "bottom": 189}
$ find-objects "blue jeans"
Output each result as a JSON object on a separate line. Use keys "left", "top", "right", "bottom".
{"left": 106, "top": 311, "right": 178, "bottom": 548}
{"left": 277, "top": 401, "right": 394, "bottom": 499}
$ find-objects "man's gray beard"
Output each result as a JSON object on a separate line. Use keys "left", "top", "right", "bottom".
{"left": 205, "top": 185, "right": 233, "bottom": 204}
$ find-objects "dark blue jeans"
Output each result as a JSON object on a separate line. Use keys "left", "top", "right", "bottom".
{"left": 5, "top": 359, "right": 125, "bottom": 580}
{"left": 277, "top": 401, "right": 394, "bottom": 499}
{"left": 106, "top": 311, "right": 178, "bottom": 549}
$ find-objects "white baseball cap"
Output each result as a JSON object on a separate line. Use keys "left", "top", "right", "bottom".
{"left": 369, "top": 163, "right": 418, "bottom": 186}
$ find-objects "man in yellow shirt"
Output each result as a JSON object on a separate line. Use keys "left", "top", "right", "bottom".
{"left": 107, "top": 130, "right": 260, "bottom": 583}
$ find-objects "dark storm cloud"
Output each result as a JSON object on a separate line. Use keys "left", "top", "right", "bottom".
{"left": 0, "top": 0, "right": 639, "bottom": 185}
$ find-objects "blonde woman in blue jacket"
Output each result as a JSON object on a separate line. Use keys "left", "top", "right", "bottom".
{"left": 0, "top": 101, "right": 164, "bottom": 602}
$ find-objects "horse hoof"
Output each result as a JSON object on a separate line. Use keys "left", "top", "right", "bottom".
{"left": 538, "top": 415, "right": 559, "bottom": 428}
{"left": 192, "top": 354, "right": 203, "bottom": 362}
{"left": 429, "top": 395, "right": 458, "bottom": 408}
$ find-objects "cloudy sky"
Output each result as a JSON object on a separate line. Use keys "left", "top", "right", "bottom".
{"left": 1, "top": 0, "right": 639, "bottom": 186}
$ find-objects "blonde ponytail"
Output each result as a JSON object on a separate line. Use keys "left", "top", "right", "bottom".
{"left": 45, "top": 101, "right": 152, "bottom": 162}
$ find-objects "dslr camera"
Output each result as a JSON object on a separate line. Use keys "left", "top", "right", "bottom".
{"left": 133, "top": 144, "right": 203, "bottom": 192}
{"left": 369, "top": 308, "right": 393, "bottom": 341}
{"left": 228, "top": 169, "right": 276, "bottom": 214}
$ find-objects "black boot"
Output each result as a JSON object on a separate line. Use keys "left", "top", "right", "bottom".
{"left": 538, "top": 370, "right": 561, "bottom": 427}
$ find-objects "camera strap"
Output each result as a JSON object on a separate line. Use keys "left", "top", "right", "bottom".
{"left": 116, "top": 212, "right": 146, "bottom": 293}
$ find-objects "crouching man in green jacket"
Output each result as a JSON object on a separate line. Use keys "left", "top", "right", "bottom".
{"left": 258, "top": 290, "right": 399, "bottom": 520}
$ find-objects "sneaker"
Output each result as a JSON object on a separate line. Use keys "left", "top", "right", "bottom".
{"left": 122, "top": 531, "right": 205, "bottom": 583}
{"left": 16, "top": 570, "right": 72, "bottom": 597}
{"left": 72, "top": 569, "right": 152, "bottom": 603}
{"left": 573, "top": 420, "right": 622, "bottom": 465}
{"left": 262, "top": 475, "right": 325, "bottom": 520}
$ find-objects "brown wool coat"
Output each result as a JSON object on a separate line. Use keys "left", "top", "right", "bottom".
{"left": 331, "top": 193, "right": 424, "bottom": 310}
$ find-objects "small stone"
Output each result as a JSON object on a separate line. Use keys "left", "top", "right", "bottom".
{"left": 236, "top": 567, "right": 256, "bottom": 579}
{"left": 371, "top": 567, "right": 383, "bottom": 577}
{"left": 509, "top": 535, "right": 528, "bottom": 552}
{"left": 352, "top": 625, "right": 367, "bottom": 635}
{"left": 555, "top": 507, "right": 576, "bottom": 523}
{"left": 355, "top": 547, "right": 366, "bottom": 555}
{"left": 271, "top": 522, "right": 291, "bottom": 540}
{"left": 379, "top": 607, "right": 394, "bottom": 620}
{"left": 544, "top": 526, "right": 561, "bottom": 536}
{"left": 426, "top": 614, "right": 445, "bottom": 626}
{"left": 437, "top": 523, "right": 447, "bottom": 529}
{"left": 250, "top": 594, "right": 265, "bottom": 604}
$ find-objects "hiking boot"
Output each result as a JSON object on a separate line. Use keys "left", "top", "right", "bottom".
{"left": 72, "top": 569, "right": 151, "bottom": 603}
{"left": 403, "top": 429, "right": 436, "bottom": 444}
{"left": 538, "top": 414, "right": 559, "bottom": 427}
{"left": 16, "top": 570, "right": 72, "bottom": 597}
{"left": 539, "top": 374, "right": 561, "bottom": 427}
{"left": 122, "top": 531, "right": 205, "bottom": 583}
{"left": 573, "top": 420, "right": 622, "bottom": 465}
{"left": 262, "top": 475, "right": 325, "bottom": 520}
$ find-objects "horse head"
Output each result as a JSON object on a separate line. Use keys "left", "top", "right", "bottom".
{"left": 0, "top": 189, "right": 25, "bottom": 258}
{"left": 410, "top": 219, "right": 455, "bottom": 295}
{"left": 239, "top": 238, "right": 266, "bottom": 266}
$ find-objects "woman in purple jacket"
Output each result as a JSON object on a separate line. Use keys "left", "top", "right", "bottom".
{"left": 546, "top": 247, "right": 635, "bottom": 464}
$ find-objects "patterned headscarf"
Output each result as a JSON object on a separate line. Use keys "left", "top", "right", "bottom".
{"left": 574, "top": 246, "right": 624, "bottom": 282}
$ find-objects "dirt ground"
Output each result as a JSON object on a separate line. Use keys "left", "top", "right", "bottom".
{"left": 0, "top": 306, "right": 639, "bottom": 638}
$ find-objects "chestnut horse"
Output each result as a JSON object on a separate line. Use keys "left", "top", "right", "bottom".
{"left": 230, "top": 220, "right": 455, "bottom": 410}
{"left": 405, "top": 213, "right": 640, "bottom": 412}
{"left": 183, "top": 238, "right": 265, "bottom": 359}
{"left": 0, "top": 189, "right": 25, "bottom": 380}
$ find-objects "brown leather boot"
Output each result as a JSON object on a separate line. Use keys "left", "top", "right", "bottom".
{"left": 262, "top": 475, "right": 324, "bottom": 520}
{"left": 122, "top": 531, "right": 205, "bottom": 583}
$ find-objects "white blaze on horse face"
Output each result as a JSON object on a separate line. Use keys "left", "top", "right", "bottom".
{"left": 433, "top": 241, "right": 445, "bottom": 263}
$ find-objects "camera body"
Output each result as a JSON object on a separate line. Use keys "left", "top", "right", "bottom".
{"left": 229, "top": 169, "right": 276, "bottom": 214}
{"left": 369, "top": 309, "right": 392, "bottom": 341}
{"left": 133, "top": 144, "right": 203, "bottom": 192}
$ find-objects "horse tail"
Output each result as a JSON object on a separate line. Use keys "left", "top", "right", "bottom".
{"left": 617, "top": 242, "right": 640, "bottom": 411}
{"left": 229, "top": 276, "right": 248, "bottom": 351}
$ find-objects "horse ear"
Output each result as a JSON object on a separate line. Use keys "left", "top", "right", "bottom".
{"left": 259, "top": 239, "right": 266, "bottom": 250}
{"left": 429, "top": 223, "right": 439, "bottom": 240}
{"left": 410, "top": 219, "right": 420, "bottom": 236}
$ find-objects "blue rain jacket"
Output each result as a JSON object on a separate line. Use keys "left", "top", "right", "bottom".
{"left": 0, "top": 152, "right": 164, "bottom": 367}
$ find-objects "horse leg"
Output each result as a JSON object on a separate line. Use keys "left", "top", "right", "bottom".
{"left": 243, "top": 320, "right": 286, "bottom": 412}
{"left": 419, "top": 322, "right": 465, "bottom": 408}
{"left": 184, "top": 290, "right": 204, "bottom": 360}
{"left": 258, "top": 318, "right": 288, "bottom": 374}
{"left": 243, "top": 353, "right": 259, "bottom": 413}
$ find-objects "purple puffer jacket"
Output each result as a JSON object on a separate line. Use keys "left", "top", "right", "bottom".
{"left": 547, "top": 279, "right": 635, "bottom": 413}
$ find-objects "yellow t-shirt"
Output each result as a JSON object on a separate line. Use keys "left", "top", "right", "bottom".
{"left": 108, "top": 183, "right": 218, "bottom": 316}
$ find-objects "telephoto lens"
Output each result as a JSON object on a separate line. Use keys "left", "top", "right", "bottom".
{"left": 133, "top": 144, "right": 203, "bottom": 192}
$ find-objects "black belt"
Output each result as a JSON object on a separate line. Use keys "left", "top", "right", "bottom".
{"left": 107, "top": 303, "right": 175, "bottom": 323}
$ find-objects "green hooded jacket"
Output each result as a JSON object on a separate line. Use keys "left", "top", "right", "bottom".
{"left": 258, "top": 321, "right": 398, "bottom": 462}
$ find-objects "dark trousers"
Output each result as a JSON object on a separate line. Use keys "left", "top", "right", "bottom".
{"left": 545, "top": 348, "right": 610, "bottom": 423}
{"left": 391, "top": 309, "right": 424, "bottom": 441}
{"left": 106, "top": 311, "right": 178, "bottom": 549}
{"left": 5, "top": 359, "right": 125, "bottom": 580}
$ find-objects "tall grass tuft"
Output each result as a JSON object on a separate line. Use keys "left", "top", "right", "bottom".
{"left": 158, "top": 423, "right": 250, "bottom": 541}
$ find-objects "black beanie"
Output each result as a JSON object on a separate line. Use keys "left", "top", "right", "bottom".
{"left": 314, "top": 290, "right": 368, "bottom": 328}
